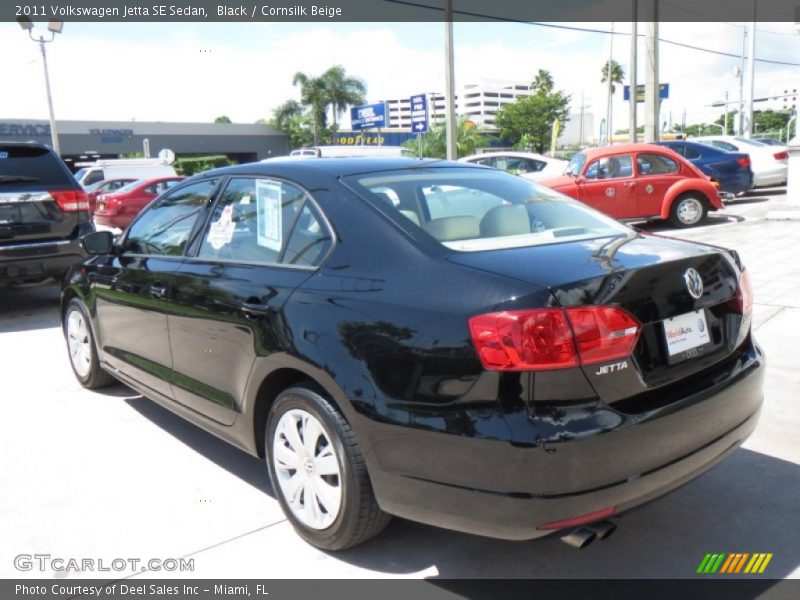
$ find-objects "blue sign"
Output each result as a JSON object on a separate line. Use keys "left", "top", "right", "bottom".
{"left": 351, "top": 103, "right": 388, "bottom": 130}
{"left": 624, "top": 83, "right": 669, "bottom": 102}
{"left": 410, "top": 94, "right": 428, "bottom": 133}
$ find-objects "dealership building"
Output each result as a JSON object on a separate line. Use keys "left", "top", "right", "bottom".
{"left": 0, "top": 119, "right": 289, "bottom": 168}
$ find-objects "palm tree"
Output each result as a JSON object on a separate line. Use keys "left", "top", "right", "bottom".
{"left": 321, "top": 66, "right": 367, "bottom": 131}
{"left": 270, "top": 100, "right": 304, "bottom": 132}
{"left": 601, "top": 59, "right": 625, "bottom": 94}
{"left": 293, "top": 72, "right": 329, "bottom": 145}
{"left": 532, "top": 69, "right": 554, "bottom": 94}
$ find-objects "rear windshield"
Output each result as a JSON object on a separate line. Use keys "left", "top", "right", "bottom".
{"left": 116, "top": 180, "right": 145, "bottom": 193}
{"left": 344, "top": 167, "right": 629, "bottom": 252}
{"left": 0, "top": 145, "right": 73, "bottom": 186}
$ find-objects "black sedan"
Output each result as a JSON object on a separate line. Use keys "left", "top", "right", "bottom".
{"left": 62, "top": 158, "right": 764, "bottom": 550}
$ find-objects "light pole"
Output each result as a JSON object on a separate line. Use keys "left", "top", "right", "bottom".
{"left": 17, "top": 17, "right": 63, "bottom": 155}
{"left": 444, "top": 0, "right": 457, "bottom": 160}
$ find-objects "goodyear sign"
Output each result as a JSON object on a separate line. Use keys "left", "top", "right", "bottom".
{"left": 624, "top": 83, "right": 670, "bottom": 102}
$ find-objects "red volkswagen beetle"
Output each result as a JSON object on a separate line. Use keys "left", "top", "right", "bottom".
{"left": 94, "top": 176, "right": 184, "bottom": 230}
{"left": 539, "top": 144, "right": 723, "bottom": 227}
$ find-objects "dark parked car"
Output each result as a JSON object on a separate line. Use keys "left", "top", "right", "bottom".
{"left": 62, "top": 159, "right": 764, "bottom": 550}
{"left": 656, "top": 140, "right": 754, "bottom": 196}
{"left": 1, "top": 141, "right": 92, "bottom": 287}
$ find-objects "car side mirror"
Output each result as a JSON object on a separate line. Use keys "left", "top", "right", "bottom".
{"left": 575, "top": 176, "right": 585, "bottom": 184}
{"left": 81, "top": 231, "right": 115, "bottom": 255}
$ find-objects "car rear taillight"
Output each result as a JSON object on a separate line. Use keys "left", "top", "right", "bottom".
{"left": 468, "top": 306, "right": 641, "bottom": 371}
{"left": 730, "top": 268, "right": 753, "bottom": 316}
{"left": 51, "top": 190, "right": 89, "bottom": 212}
{"left": 773, "top": 151, "right": 788, "bottom": 161}
{"left": 737, "top": 156, "right": 751, "bottom": 168}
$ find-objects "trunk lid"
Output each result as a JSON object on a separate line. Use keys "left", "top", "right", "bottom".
{"left": 0, "top": 144, "right": 86, "bottom": 244}
{"left": 448, "top": 232, "right": 748, "bottom": 406}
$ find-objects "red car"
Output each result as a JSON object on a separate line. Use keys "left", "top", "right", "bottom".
{"left": 540, "top": 144, "right": 723, "bottom": 228}
{"left": 94, "top": 176, "right": 184, "bottom": 230}
{"left": 84, "top": 178, "right": 137, "bottom": 214}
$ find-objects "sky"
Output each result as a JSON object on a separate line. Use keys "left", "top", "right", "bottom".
{"left": 2, "top": 20, "right": 799, "bottom": 136}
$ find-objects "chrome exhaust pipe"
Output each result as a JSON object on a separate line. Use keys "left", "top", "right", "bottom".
{"left": 560, "top": 527, "right": 596, "bottom": 549}
{"left": 586, "top": 520, "right": 617, "bottom": 541}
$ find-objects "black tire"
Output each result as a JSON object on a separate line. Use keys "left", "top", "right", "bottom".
{"left": 669, "top": 194, "right": 708, "bottom": 228}
{"left": 63, "top": 298, "right": 116, "bottom": 389}
{"left": 265, "top": 385, "right": 391, "bottom": 550}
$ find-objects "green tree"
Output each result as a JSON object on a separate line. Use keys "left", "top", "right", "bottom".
{"left": 268, "top": 101, "right": 314, "bottom": 149}
{"left": 292, "top": 72, "right": 330, "bottom": 145}
{"left": 321, "top": 65, "right": 367, "bottom": 132}
{"left": 402, "top": 118, "right": 490, "bottom": 158}
{"left": 494, "top": 70, "right": 571, "bottom": 153}
{"left": 754, "top": 110, "right": 791, "bottom": 137}
{"left": 214, "top": 115, "right": 232, "bottom": 124}
{"left": 601, "top": 59, "right": 625, "bottom": 94}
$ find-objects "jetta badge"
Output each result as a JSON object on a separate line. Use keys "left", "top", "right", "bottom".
{"left": 684, "top": 268, "right": 704, "bottom": 299}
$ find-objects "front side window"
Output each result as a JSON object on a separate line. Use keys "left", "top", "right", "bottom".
{"left": 125, "top": 179, "right": 217, "bottom": 256}
{"left": 584, "top": 155, "right": 633, "bottom": 180}
{"left": 345, "top": 167, "right": 629, "bottom": 252}
{"left": 197, "top": 177, "right": 332, "bottom": 267}
{"left": 637, "top": 153, "right": 680, "bottom": 176}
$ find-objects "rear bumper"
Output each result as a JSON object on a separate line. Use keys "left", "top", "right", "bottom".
{"left": 0, "top": 237, "right": 87, "bottom": 285}
{"left": 363, "top": 342, "right": 764, "bottom": 540}
{"left": 93, "top": 214, "right": 129, "bottom": 230}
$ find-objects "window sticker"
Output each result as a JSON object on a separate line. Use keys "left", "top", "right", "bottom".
{"left": 207, "top": 204, "right": 235, "bottom": 250}
{"left": 256, "top": 179, "right": 282, "bottom": 251}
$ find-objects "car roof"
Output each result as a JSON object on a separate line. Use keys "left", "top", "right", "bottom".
{"left": 463, "top": 151, "right": 555, "bottom": 160}
{"left": 581, "top": 143, "right": 669, "bottom": 159}
{"left": 203, "top": 157, "right": 459, "bottom": 179}
{"left": 0, "top": 140, "right": 52, "bottom": 150}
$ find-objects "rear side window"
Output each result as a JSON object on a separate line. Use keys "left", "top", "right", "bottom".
{"left": 0, "top": 145, "right": 73, "bottom": 186}
{"left": 345, "top": 167, "right": 629, "bottom": 252}
{"left": 197, "top": 177, "right": 332, "bottom": 267}
{"left": 708, "top": 140, "right": 737, "bottom": 152}
{"left": 683, "top": 145, "right": 702, "bottom": 160}
{"left": 637, "top": 153, "right": 680, "bottom": 176}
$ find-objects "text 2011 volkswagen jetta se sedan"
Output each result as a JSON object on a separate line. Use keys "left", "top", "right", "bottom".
{"left": 62, "top": 158, "right": 764, "bottom": 550}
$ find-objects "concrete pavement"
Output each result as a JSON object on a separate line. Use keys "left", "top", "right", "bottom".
{"left": 1, "top": 188, "right": 798, "bottom": 582}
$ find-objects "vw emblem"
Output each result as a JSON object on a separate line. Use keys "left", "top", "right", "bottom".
{"left": 684, "top": 268, "right": 704, "bottom": 299}
{"left": 645, "top": 184, "right": 654, "bottom": 194}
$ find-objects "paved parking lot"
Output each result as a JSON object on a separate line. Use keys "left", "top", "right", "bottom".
{"left": 1, "top": 188, "right": 799, "bottom": 581}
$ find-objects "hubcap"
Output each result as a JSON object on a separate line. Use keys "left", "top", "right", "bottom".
{"left": 272, "top": 409, "right": 342, "bottom": 530}
{"left": 677, "top": 198, "right": 702, "bottom": 225}
{"left": 66, "top": 309, "right": 92, "bottom": 378}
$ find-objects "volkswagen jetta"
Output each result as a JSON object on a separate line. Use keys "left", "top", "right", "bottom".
{"left": 61, "top": 158, "right": 764, "bottom": 550}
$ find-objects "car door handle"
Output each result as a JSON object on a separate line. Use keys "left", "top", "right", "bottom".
{"left": 623, "top": 181, "right": 637, "bottom": 188}
{"left": 150, "top": 284, "right": 168, "bottom": 300}
{"left": 240, "top": 301, "right": 274, "bottom": 318}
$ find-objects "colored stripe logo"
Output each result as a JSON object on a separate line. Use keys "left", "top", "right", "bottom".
{"left": 696, "top": 553, "right": 773, "bottom": 574}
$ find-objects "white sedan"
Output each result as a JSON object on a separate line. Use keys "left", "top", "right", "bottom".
{"left": 459, "top": 151, "right": 568, "bottom": 181}
{"left": 693, "top": 136, "right": 788, "bottom": 188}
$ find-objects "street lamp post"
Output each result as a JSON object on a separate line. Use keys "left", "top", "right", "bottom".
{"left": 17, "top": 17, "right": 63, "bottom": 155}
